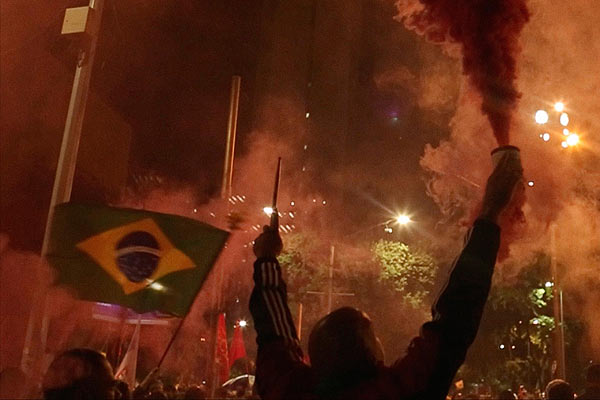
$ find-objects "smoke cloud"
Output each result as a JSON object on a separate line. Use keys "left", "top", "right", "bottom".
{"left": 396, "top": 0, "right": 530, "bottom": 145}
{"left": 399, "top": 0, "right": 600, "bottom": 357}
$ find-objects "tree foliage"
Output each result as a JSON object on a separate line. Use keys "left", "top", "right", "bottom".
{"left": 372, "top": 239, "right": 438, "bottom": 308}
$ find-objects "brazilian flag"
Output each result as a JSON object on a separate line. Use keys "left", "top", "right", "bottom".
{"left": 47, "top": 203, "right": 229, "bottom": 316}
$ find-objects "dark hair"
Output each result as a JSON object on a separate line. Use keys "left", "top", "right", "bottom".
{"left": 545, "top": 379, "right": 574, "bottom": 400}
{"left": 43, "top": 348, "right": 115, "bottom": 400}
{"left": 497, "top": 389, "right": 517, "bottom": 400}
{"left": 308, "top": 307, "right": 381, "bottom": 395}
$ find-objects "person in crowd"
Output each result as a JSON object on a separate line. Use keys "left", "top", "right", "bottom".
{"left": 114, "top": 380, "right": 131, "bottom": 400}
{"left": 249, "top": 153, "right": 523, "bottom": 399}
{"left": 579, "top": 363, "right": 600, "bottom": 400}
{"left": 42, "top": 348, "right": 116, "bottom": 400}
{"left": 545, "top": 379, "right": 575, "bottom": 400}
{"left": 184, "top": 384, "right": 208, "bottom": 399}
{"left": 498, "top": 389, "right": 518, "bottom": 400}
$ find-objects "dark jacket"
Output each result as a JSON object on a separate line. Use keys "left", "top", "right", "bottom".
{"left": 249, "top": 218, "right": 500, "bottom": 400}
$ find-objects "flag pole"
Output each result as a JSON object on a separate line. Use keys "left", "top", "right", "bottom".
{"left": 156, "top": 317, "right": 186, "bottom": 369}
{"left": 270, "top": 157, "right": 282, "bottom": 229}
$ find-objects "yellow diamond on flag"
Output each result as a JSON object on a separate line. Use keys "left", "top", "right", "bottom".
{"left": 77, "top": 218, "right": 195, "bottom": 294}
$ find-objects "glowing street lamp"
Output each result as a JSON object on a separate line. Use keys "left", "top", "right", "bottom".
{"left": 395, "top": 215, "right": 411, "bottom": 225}
{"left": 554, "top": 102, "right": 565, "bottom": 112}
{"left": 535, "top": 110, "right": 549, "bottom": 124}
{"left": 263, "top": 206, "right": 274, "bottom": 216}
{"left": 566, "top": 133, "right": 579, "bottom": 147}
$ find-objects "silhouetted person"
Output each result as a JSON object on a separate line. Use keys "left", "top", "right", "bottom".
{"left": 579, "top": 364, "right": 600, "bottom": 400}
{"left": 43, "top": 348, "right": 116, "bottom": 400}
{"left": 184, "top": 385, "right": 208, "bottom": 400}
{"left": 498, "top": 389, "right": 518, "bottom": 400}
{"left": 249, "top": 154, "right": 523, "bottom": 399}
{"left": 114, "top": 380, "right": 130, "bottom": 400}
{"left": 545, "top": 379, "right": 574, "bottom": 400}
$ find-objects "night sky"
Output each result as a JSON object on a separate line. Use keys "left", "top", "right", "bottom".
{"left": 1, "top": 0, "right": 452, "bottom": 251}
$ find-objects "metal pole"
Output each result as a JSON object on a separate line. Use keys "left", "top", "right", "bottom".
{"left": 327, "top": 245, "right": 334, "bottom": 314}
{"left": 550, "top": 224, "right": 565, "bottom": 379}
{"left": 559, "top": 289, "right": 566, "bottom": 379}
{"left": 221, "top": 75, "right": 241, "bottom": 199}
{"left": 21, "top": 0, "right": 105, "bottom": 375}
{"left": 297, "top": 303, "right": 303, "bottom": 341}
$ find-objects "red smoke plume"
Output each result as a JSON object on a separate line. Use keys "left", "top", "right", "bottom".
{"left": 396, "top": 0, "right": 529, "bottom": 145}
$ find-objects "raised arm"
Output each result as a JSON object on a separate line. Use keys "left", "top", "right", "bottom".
{"left": 249, "top": 227, "right": 309, "bottom": 400}
{"left": 392, "top": 153, "right": 523, "bottom": 399}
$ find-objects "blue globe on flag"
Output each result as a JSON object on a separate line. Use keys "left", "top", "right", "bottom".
{"left": 115, "top": 231, "right": 161, "bottom": 282}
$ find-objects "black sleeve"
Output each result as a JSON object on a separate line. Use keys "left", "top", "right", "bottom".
{"left": 391, "top": 218, "right": 501, "bottom": 400}
{"left": 249, "top": 257, "right": 308, "bottom": 400}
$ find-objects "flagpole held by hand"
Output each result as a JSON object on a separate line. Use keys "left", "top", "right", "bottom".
{"left": 270, "top": 157, "right": 281, "bottom": 229}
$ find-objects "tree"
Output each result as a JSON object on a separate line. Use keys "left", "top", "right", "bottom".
{"left": 372, "top": 239, "right": 438, "bottom": 309}
{"left": 458, "top": 253, "right": 584, "bottom": 393}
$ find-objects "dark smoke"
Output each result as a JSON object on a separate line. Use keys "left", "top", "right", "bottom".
{"left": 396, "top": 0, "right": 530, "bottom": 145}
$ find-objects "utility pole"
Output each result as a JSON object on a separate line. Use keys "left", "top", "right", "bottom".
{"left": 550, "top": 224, "right": 566, "bottom": 379}
{"left": 307, "top": 245, "right": 354, "bottom": 314}
{"left": 21, "top": 0, "right": 105, "bottom": 376}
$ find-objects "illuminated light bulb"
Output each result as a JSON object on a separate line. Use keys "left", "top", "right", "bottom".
{"left": 566, "top": 133, "right": 579, "bottom": 146}
{"left": 239, "top": 320, "right": 247, "bottom": 327}
{"left": 542, "top": 133, "right": 550, "bottom": 142}
{"left": 554, "top": 102, "right": 565, "bottom": 112}
{"left": 559, "top": 112, "right": 569, "bottom": 126}
{"left": 545, "top": 281, "right": 554, "bottom": 288}
{"left": 561, "top": 141, "right": 569, "bottom": 148}
{"left": 535, "top": 110, "right": 549, "bottom": 124}
{"left": 322, "top": 200, "right": 327, "bottom": 205}
{"left": 290, "top": 201, "right": 295, "bottom": 206}
{"left": 500, "top": 344, "right": 505, "bottom": 349}
{"left": 305, "top": 112, "right": 310, "bottom": 118}
{"left": 396, "top": 215, "right": 411, "bottom": 225}
{"left": 528, "top": 181, "right": 534, "bottom": 187}
{"left": 193, "top": 208, "right": 198, "bottom": 213}
{"left": 511, "top": 345, "right": 516, "bottom": 350}
{"left": 263, "top": 206, "right": 274, "bottom": 216}
{"left": 532, "top": 319, "right": 540, "bottom": 325}
{"left": 563, "top": 128, "right": 570, "bottom": 136}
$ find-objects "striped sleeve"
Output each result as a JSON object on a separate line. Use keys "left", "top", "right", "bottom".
{"left": 249, "top": 258, "right": 300, "bottom": 347}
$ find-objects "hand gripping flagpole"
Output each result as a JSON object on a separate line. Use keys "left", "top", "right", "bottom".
{"left": 270, "top": 157, "right": 282, "bottom": 229}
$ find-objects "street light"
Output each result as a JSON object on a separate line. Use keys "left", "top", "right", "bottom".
{"left": 395, "top": 215, "right": 411, "bottom": 225}
{"left": 535, "top": 110, "right": 549, "bottom": 124}
{"left": 263, "top": 206, "right": 274, "bottom": 216}
{"left": 566, "top": 133, "right": 579, "bottom": 147}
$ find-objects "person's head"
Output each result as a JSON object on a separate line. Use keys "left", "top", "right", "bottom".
{"left": 43, "top": 348, "right": 115, "bottom": 400}
{"left": 585, "top": 363, "right": 600, "bottom": 388}
{"left": 545, "top": 379, "right": 574, "bottom": 400}
{"left": 113, "top": 380, "right": 130, "bottom": 400}
{"left": 308, "top": 307, "right": 383, "bottom": 393}
{"left": 184, "top": 385, "right": 207, "bottom": 400}
{"left": 497, "top": 389, "right": 517, "bottom": 400}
